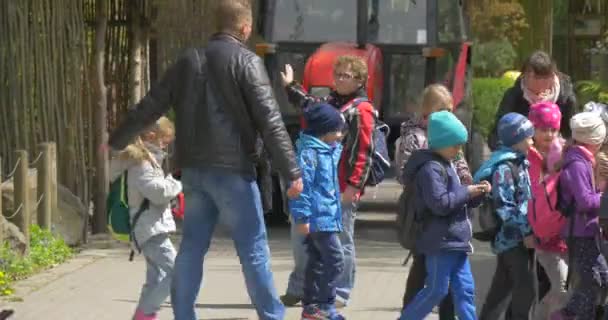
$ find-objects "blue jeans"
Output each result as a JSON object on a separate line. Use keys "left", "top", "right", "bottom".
{"left": 400, "top": 252, "right": 476, "bottom": 320}
{"left": 286, "top": 219, "right": 308, "bottom": 298}
{"left": 303, "top": 232, "right": 344, "bottom": 308}
{"left": 171, "top": 168, "right": 284, "bottom": 320}
{"left": 335, "top": 200, "right": 357, "bottom": 304}
{"left": 137, "top": 234, "right": 176, "bottom": 315}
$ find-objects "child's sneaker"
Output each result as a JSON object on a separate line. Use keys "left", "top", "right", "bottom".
{"left": 301, "top": 304, "right": 330, "bottom": 320}
{"left": 133, "top": 309, "right": 158, "bottom": 320}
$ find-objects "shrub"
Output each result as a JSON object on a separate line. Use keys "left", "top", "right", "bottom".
{"left": 472, "top": 40, "right": 518, "bottom": 77}
{"left": 576, "top": 80, "right": 608, "bottom": 107}
{"left": 0, "top": 225, "right": 73, "bottom": 296}
{"left": 472, "top": 77, "right": 516, "bottom": 138}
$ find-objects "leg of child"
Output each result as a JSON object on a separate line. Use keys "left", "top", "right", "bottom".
{"left": 285, "top": 218, "right": 308, "bottom": 300}
{"left": 402, "top": 254, "right": 426, "bottom": 310}
{"left": 535, "top": 250, "right": 568, "bottom": 319}
{"left": 449, "top": 252, "right": 476, "bottom": 320}
{"left": 438, "top": 287, "right": 456, "bottom": 320}
{"left": 137, "top": 234, "right": 177, "bottom": 315}
{"left": 302, "top": 235, "right": 321, "bottom": 309}
{"left": 311, "top": 232, "right": 344, "bottom": 314}
{"left": 505, "top": 246, "right": 536, "bottom": 320}
{"left": 480, "top": 246, "right": 532, "bottom": 320}
{"left": 560, "top": 238, "right": 608, "bottom": 319}
{"left": 399, "top": 253, "right": 455, "bottom": 320}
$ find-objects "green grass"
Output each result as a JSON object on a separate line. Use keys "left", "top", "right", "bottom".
{"left": 0, "top": 225, "right": 73, "bottom": 296}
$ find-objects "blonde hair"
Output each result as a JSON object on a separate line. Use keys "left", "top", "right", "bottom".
{"left": 119, "top": 117, "right": 175, "bottom": 164}
{"left": 420, "top": 84, "right": 453, "bottom": 116}
{"left": 334, "top": 55, "right": 368, "bottom": 82}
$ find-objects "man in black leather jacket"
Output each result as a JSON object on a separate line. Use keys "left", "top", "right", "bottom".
{"left": 108, "top": 2, "right": 302, "bottom": 319}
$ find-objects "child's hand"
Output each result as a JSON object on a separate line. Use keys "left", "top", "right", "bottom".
{"left": 296, "top": 223, "right": 310, "bottom": 235}
{"left": 467, "top": 185, "right": 485, "bottom": 197}
{"left": 479, "top": 180, "right": 492, "bottom": 194}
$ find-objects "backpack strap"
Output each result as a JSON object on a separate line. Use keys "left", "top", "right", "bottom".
{"left": 123, "top": 168, "right": 151, "bottom": 262}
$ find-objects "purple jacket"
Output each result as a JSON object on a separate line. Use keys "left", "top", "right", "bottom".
{"left": 560, "top": 146, "right": 602, "bottom": 238}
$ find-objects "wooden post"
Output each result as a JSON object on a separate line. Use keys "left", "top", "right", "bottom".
{"left": 92, "top": 0, "right": 109, "bottom": 234}
{"left": 49, "top": 143, "right": 58, "bottom": 230}
{"left": 14, "top": 150, "right": 30, "bottom": 253}
{"left": 37, "top": 143, "right": 53, "bottom": 230}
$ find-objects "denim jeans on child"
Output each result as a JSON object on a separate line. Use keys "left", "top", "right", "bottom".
{"left": 400, "top": 251, "right": 476, "bottom": 320}
{"left": 480, "top": 244, "right": 536, "bottom": 320}
{"left": 336, "top": 200, "right": 357, "bottom": 304}
{"left": 303, "top": 232, "right": 344, "bottom": 309}
{"left": 171, "top": 168, "right": 284, "bottom": 320}
{"left": 137, "top": 233, "right": 176, "bottom": 315}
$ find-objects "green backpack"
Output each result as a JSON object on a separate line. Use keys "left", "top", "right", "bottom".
{"left": 106, "top": 171, "right": 149, "bottom": 260}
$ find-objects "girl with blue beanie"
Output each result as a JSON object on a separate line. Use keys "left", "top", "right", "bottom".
{"left": 475, "top": 112, "right": 537, "bottom": 320}
{"left": 400, "top": 111, "right": 490, "bottom": 320}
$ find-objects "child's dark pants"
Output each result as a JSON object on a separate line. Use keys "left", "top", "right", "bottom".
{"left": 303, "top": 232, "right": 344, "bottom": 307}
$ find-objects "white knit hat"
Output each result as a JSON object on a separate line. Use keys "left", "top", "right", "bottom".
{"left": 570, "top": 112, "right": 606, "bottom": 145}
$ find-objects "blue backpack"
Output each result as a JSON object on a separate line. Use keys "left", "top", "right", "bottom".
{"left": 342, "top": 98, "right": 391, "bottom": 186}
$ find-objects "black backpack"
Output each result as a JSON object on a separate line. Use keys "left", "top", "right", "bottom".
{"left": 472, "top": 160, "right": 519, "bottom": 242}
{"left": 396, "top": 161, "right": 447, "bottom": 251}
{"left": 341, "top": 98, "right": 391, "bottom": 187}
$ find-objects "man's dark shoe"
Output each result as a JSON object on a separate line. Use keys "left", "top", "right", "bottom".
{"left": 280, "top": 293, "right": 302, "bottom": 306}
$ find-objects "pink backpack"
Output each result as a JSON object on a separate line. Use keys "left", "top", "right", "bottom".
{"left": 528, "top": 142, "right": 567, "bottom": 241}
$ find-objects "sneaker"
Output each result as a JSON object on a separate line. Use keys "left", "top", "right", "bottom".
{"left": 133, "top": 309, "right": 158, "bottom": 320}
{"left": 301, "top": 304, "right": 330, "bottom": 320}
{"left": 280, "top": 293, "right": 302, "bottom": 306}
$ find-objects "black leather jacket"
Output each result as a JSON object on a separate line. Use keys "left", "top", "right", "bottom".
{"left": 109, "top": 33, "right": 301, "bottom": 181}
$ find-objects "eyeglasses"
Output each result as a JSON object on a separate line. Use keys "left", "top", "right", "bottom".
{"left": 334, "top": 72, "right": 356, "bottom": 81}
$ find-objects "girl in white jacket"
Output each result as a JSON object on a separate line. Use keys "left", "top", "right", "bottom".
{"left": 111, "top": 117, "right": 182, "bottom": 320}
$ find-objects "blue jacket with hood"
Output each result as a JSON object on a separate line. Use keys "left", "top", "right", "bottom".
{"left": 289, "top": 133, "right": 343, "bottom": 232}
{"left": 473, "top": 147, "right": 533, "bottom": 254}
{"left": 403, "top": 150, "right": 481, "bottom": 254}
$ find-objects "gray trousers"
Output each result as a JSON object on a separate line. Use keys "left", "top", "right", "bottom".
{"left": 137, "top": 234, "right": 177, "bottom": 314}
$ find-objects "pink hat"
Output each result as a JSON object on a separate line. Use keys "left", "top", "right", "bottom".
{"left": 528, "top": 102, "right": 562, "bottom": 130}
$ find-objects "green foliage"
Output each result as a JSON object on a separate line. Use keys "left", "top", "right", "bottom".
{"left": 472, "top": 41, "right": 518, "bottom": 77}
{"left": 472, "top": 77, "right": 516, "bottom": 138}
{"left": 576, "top": 81, "right": 608, "bottom": 106}
{"left": 0, "top": 225, "right": 73, "bottom": 296}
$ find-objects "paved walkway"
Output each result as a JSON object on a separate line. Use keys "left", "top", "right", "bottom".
{"left": 2, "top": 180, "right": 451, "bottom": 319}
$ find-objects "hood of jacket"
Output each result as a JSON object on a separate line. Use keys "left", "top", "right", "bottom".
{"left": 474, "top": 146, "right": 525, "bottom": 182}
{"left": 295, "top": 133, "right": 341, "bottom": 155}
{"left": 400, "top": 114, "right": 425, "bottom": 137}
{"left": 109, "top": 143, "right": 167, "bottom": 182}
{"left": 403, "top": 149, "right": 447, "bottom": 184}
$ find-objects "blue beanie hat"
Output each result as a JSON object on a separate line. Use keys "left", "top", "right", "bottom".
{"left": 303, "top": 103, "right": 345, "bottom": 137}
{"left": 427, "top": 111, "right": 468, "bottom": 150}
{"left": 497, "top": 112, "right": 535, "bottom": 147}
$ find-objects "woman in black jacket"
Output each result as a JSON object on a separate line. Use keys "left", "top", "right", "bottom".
{"left": 487, "top": 51, "right": 577, "bottom": 150}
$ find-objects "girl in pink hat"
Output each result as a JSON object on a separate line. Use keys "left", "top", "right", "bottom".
{"left": 526, "top": 102, "right": 569, "bottom": 319}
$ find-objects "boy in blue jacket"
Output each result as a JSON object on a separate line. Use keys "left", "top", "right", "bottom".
{"left": 474, "top": 113, "right": 537, "bottom": 320}
{"left": 400, "top": 111, "right": 490, "bottom": 320}
{"left": 289, "top": 103, "right": 346, "bottom": 320}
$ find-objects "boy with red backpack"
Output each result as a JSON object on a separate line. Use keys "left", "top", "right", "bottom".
{"left": 526, "top": 102, "right": 569, "bottom": 318}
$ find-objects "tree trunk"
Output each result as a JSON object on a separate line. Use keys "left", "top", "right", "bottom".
{"left": 92, "top": 0, "right": 109, "bottom": 234}
{"left": 128, "top": 1, "right": 144, "bottom": 106}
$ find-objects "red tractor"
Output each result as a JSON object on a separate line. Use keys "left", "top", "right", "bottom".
{"left": 255, "top": 0, "right": 474, "bottom": 221}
